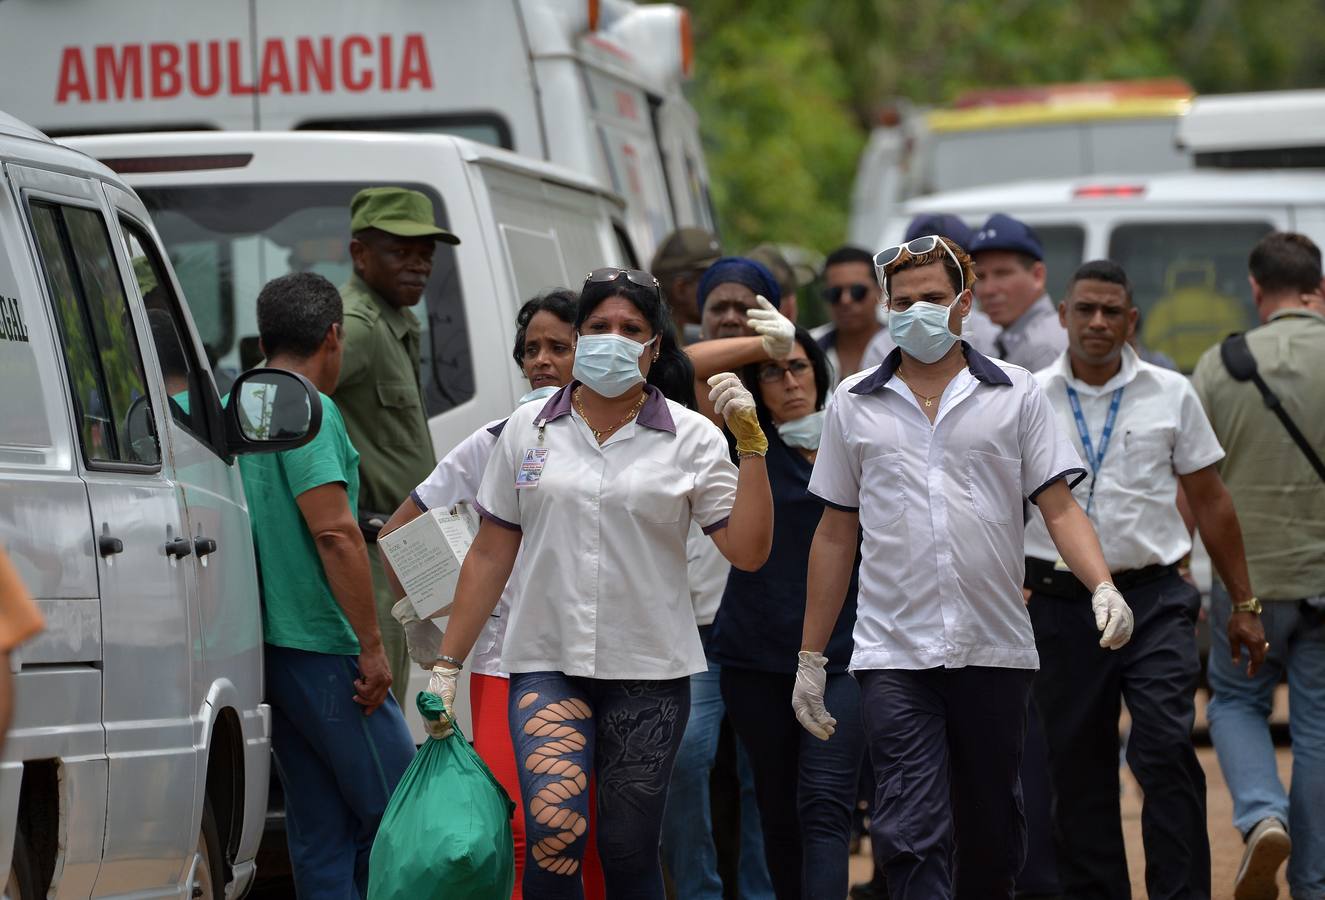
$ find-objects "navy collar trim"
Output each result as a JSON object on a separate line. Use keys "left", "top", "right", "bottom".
{"left": 849, "top": 341, "right": 1013, "bottom": 395}
{"left": 533, "top": 381, "right": 676, "bottom": 434}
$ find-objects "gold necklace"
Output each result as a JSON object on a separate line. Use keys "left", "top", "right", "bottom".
{"left": 897, "top": 375, "right": 942, "bottom": 408}
{"left": 574, "top": 387, "right": 647, "bottom": 441}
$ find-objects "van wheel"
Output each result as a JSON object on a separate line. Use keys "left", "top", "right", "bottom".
{"left": 3, "top": 827, "right": 38, "bottom": 900}
{"left": 191, "top": 802, "right": 224, "bottom": 900}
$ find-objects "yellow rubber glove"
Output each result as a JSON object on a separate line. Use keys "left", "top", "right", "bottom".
{"left": 707, "top": 372, "right": 768, "bottom": 457}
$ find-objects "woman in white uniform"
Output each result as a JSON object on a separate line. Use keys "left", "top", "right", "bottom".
{"left": 434, "top": 267, "right": 774, "bottom": 899}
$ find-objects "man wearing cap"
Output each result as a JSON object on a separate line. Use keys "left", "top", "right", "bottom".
{"left": 652, "top": 227, "right": 722, "bottom": 345}
{"left": 970, "top": 213, "right": 1067, "bottom": 372}
{"left": 334, "top": 187, "right": 460, "bottom": 702}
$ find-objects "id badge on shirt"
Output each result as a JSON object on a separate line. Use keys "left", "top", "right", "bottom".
{"left": 515, "top": 448, "right": 549, "bottom": 489}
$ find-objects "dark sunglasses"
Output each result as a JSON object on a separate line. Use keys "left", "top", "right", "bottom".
{"left": 584, "top": 267, "right": 661, "bottom": 301}
{"left": 821, "top": 283, "right": 872, "bottom": 305}
{"left": 757, "top": 358, "right": 814, "bottom": 383}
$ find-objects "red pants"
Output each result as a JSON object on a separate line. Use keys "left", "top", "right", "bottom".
{"left": 470, "top": 673, "right": 605, "bottom": 899}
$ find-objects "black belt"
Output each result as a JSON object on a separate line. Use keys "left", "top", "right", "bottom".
{"left": 1024, "top": 558, "right": 1177, "bottom": 602}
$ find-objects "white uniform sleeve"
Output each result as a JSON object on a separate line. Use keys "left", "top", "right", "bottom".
{"left": 807, "top": 390, "right": 861, "bottom": 511}
{"left": 1172, "top": 378, "right": 1226, "bottom": 475}
{"left": 475, "top": 415, "right": 524, "bottom": 532}
{"left": 688, "top": 421, "right": 739, "bottom": 534}
{"left": 411, "top": 421, "right": 501, "bottom": 511}
{"left": 1019, "top": 377, "right": 1088, "bottom": 503}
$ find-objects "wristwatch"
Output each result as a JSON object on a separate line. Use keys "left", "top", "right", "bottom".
{"left": 1232, "top": 597, "right": 1263, "bottom": 614}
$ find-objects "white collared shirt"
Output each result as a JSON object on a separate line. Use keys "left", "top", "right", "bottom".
{"left": 476, "top": 383, "right": 738, "bottom": 679}
{"left": 1024, "top": 346, "right": 1225, "bottom": 571}
{"left": 810, "top": 344, "right": 1085, "bottom": 672}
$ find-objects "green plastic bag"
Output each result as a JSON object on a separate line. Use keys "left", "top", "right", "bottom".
{"left": 368, "top": 692, "right": 516, "bottom": 899}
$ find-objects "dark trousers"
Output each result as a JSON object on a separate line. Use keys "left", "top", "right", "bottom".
{"left": 721, "top": 666, "right": 866, "bottom": 900}
{"left": 265, "top": 644, "right": 417, "bottom": 899}
{"left": 859, "top": 666, "right": 1034, "bottom": 900}
{"left": 1016, "top": 697, "right": 1062, "bottom": 895}
{"left": 1029, "top": 572, "right": 1210, "bottom": 900}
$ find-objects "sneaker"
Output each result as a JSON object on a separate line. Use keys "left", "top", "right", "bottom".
{"left": 1234, "top": 817, "right": 1291, "bottom": 900}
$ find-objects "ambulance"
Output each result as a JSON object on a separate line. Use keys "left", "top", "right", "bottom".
{"left": 0, "top": 0, "right": 713, "bottom": 263}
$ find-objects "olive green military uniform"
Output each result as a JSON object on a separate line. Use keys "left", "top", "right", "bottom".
{"left": 333, "top": 187, "right": 460, "bottom": 705}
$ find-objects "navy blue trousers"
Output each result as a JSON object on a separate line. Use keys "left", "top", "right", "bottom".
{"left": 1029, "top": 572, "right": 1209, "bottom": 900}
{"left": 265, "top": 644, "right": 417, "bottom": 899}
{"left": 859, "top": 666, "right": 1034, "bottom": 900}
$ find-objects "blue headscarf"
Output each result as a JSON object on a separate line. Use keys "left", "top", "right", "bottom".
{"left": 697, "top": 256, "right": 781, "bottom": 313}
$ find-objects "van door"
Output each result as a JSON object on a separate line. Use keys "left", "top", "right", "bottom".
{"left": 9, "top": 163, "right": 199, "bottom": 893}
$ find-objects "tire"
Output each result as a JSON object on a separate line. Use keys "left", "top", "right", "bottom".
{"left": 192, "top": 801, "right": 225, "bottom": 900}
{"left": 3, "top": 826, "right": 39, "bottom": 900}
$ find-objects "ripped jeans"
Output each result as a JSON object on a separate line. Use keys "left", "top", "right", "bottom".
{"left": 509, "top": 671, "right": 690, "bottom": 900}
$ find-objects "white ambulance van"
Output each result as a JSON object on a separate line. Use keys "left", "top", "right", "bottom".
{"left": 0, "top": 0, "right": 712, "bottom": 263}
{"left": 0, "top": 110, "right": 321, "bottom": 898}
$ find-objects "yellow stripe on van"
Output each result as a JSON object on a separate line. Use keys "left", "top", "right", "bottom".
{"left": 927, "top": 98, "right": 1191, "bottom": 133}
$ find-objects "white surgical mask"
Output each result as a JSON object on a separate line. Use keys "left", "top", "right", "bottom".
{"left": 887, "top": 293, "right": 963, "bottom": 364}
{"left": 572, "top": 333, "right": 656, "bottom": 398}
{"left": 518, "top": 385, "right": 559, "bottom": 405}
{"left": 777, "top": 409, "right": 824, "bottom": 450}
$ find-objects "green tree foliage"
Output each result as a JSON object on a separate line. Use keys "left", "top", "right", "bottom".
{"left": 684, "top": 0, "right": 1325, "bottom": 254}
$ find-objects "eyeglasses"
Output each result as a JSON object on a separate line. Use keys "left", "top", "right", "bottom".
{"left": 872, "top": 235, "right": 965, "bottom": 299}
{"left": 584, "top": 267, "right": 661, "bottom": 302}
{"left": 821, "top": 283, "right": 872, "bottom": 305}
{"left": 757, "top": 358, "right": 813, "bottom": 383}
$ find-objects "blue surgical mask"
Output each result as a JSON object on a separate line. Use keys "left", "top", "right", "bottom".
{"left": 887, "top": 293, "right": 962, "bottom": 364}
{"left": 518, "top": 385, "right": 559, "bottom": 405}
{"left": 777, "top": 409, "right": 824, "bottom": 450}
{"left": 572, "top": 333, "right": 656, "bottom": 398}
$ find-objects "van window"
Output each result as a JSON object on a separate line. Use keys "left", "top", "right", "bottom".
{"left": 119, "top": 219, "right": 212, "bottom": 444}
{"left": 29, "top": 201, "right": 160, "bottom": 467}
{"left": 135, "top": 182, "right": 474, "bottom": 417}
{"left": 296, "top": 114, "right": 514, "bottom": 150}
{"left": 1036, "top": 225, "right": 1087, "bottom": 302}
{"left": 1108, "top": 221, "right": 1273, "bottom": 371}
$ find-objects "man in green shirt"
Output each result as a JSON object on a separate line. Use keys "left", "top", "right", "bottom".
{"left": 238, "top": 272, "right": 415, "bottom": 896}
{"left": 334, "top": 187, "right": 461, "bottom": 702}
{"left": 1192, "top": 231, "right": 1325, "bottom": 900}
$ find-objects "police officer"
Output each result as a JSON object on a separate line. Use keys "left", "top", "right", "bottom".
{"left": 334, "top": 186, "right": 460, "bottom": 704}
{"left": 651, "top": 227, "right": 722, "bottom": 345}
{"left": 970, "top": 213, "right": 1067, "bottom": 371}
{"left": 1026, "top": 260, "right": 1261, "bottom": 900}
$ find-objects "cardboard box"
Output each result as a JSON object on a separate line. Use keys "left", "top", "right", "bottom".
{"left": 377, "top": 508, "right": 475, "bottom": 620}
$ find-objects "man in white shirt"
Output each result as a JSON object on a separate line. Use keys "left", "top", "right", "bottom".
{"left": 1024, "top": 260, "right": 1265, "bottom": 900}
{"left": 795, "top": 236, "right": 1133, "bottom": 899}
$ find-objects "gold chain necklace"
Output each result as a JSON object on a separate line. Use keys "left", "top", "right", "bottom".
{"left": 574, "top": 387, "right": 647, "bottom": 441}
{"left": 897, "top": 375, "right": 942, "bottom": 408}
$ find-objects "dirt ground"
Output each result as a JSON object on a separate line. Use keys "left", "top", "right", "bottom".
{"left": 848, "top": 688, "right": 1295, "bottom": 898}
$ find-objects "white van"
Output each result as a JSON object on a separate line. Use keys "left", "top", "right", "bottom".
{"left": 0, "top": 112, "right": 320, "bottom": 897}
{"left": 0, "top": 0, "right": 712, "bottom": 264}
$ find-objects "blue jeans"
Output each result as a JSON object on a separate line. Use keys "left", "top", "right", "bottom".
{"left": 508, "top": 671, "right": 690, "bottom": 900}
{"left": 264, "top": 644, "right": 417, "bottom": 899}
{"left": 661, "top": 656, "right": 774, "bottom": 900}
{"left": 721, "top": 666, "right": 865, "bottom": 900}
{"left": 1207, "top": 584, "right": 1325, "bottom": 898}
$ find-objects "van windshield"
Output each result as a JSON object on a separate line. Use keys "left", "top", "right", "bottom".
{"left": 1109, "top": 221, "right": 1273, "bottom": 371}
{"left": 136, "top": 182, "right": 474, "bottom": 415}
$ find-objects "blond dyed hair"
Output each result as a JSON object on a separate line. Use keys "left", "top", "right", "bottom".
{"left": 880, "top": 236, "right": 975, "bottom": 299}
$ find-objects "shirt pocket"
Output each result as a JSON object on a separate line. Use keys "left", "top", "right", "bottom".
{"left": 625, "top": 463, "right": 693, "bottom": 525}
{"left": 375, "top": 381, "right": 422, "bottom": 445}
{"left": 859, "top": 451, "right": 906, "bottom": 528}
{"left": 966, "top": 449, "right": 1021, "bottom": 525}
{"left": 1122, "top": 427, "right": 1174, "bottom": 486}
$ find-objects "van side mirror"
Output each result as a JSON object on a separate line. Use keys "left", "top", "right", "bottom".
{"left": 225, "top": 368, "right": 323, "bottom": 455}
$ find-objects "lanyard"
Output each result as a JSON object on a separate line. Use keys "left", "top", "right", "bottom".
{"left": 1065, "top": 385, "right": 1124, "bottom": 517}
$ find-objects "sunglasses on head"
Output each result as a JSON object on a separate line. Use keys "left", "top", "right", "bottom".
{"left": 584, "top": 267, "right": 661, "bottom": 301}
{"left": 821, "top": 283, "right": 872, "bottom": 305}
{"left": 872, "top": 235, "right": 966, "bottom": 299}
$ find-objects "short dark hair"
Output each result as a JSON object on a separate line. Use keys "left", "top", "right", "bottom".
{"left": 256, "top": 272, "right": 343, "bottom": 358}
{"left": 1249, "top": 232, "right": 1322, "bottom": 295}
{"left": 1068, "top": 259, "right": 1133, "bottom": 305}
{"left": 822, "top": 245, "right": 874, "bottom": 273}
{"left": 512, "top": 289, "right": 577, "bottom": 367}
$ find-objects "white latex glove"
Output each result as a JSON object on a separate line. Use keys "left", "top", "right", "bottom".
{"left": 391, "top": 597, "right": 444, "bottom": 669}
{"left": 425, "top": 665, "right": 459, "bottom": 739}
{"left": 706, "top": 372, "right": 757, "bottom": 422}
{"left": 1092, "top": 582, "right": 1134, "bottom": 650}
{"left": 746, "top": 295, "right": 795, "bottom": 359}
{"left": 791, "top": 650, "right": 836, "bottom": 740}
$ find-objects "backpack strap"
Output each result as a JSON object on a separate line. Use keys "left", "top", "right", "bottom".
{"left": 1220, "top": 333, "right": 1325, "bottom": 483}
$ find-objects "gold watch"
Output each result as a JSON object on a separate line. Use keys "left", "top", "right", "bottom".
{"left": 1232, "top": 597, "right": 1263, "bottom": 614}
